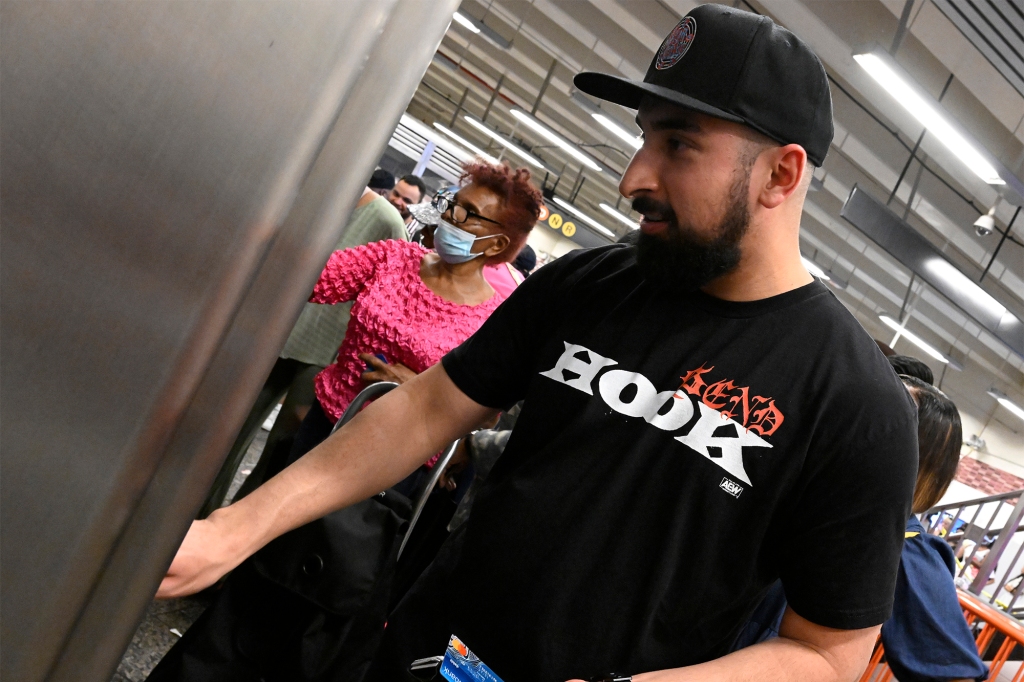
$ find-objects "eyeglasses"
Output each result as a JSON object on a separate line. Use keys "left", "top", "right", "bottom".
{"left": 432, "top": 192, "right": 503, "bottom": 228}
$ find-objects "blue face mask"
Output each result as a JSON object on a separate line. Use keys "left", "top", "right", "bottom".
{"left": 434, "top": 220, "right": 498, "bottom": 264}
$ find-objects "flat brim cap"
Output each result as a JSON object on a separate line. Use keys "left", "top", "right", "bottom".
{"left": 574, "top": 72, "right": 745, "bottom": 125}
{"left": 573, "top": 4, "right": 833, "bottom": 166}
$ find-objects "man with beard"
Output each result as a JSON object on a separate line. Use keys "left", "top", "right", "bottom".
{"left": 388, "top": 173, "right": 427, "bottom": 226}
{"left": 159, "top": 5, "right": 917, "bottom": 681}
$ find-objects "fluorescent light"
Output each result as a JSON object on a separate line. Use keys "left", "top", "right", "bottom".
{"left": 551, "top": 197, "right": 616, "bottom": 238}
{"left": 452, "top": 11, "right": 480, "bottom": 33}
{"left": 510, "top": 109, "right": 603, "bottom": 171}
{"left": 599, "top": 203, "right": 640, "bottom": 229}
{"left": 463, "top": 117, "right": 545, "bottom": 168}
{"left": 801, "top": 257, "right": 830, "bottom": 281}
{"left": 853, "top": 51, "right": 1004, "bottom": 185}
{"left": 988, "top": 389, "right": 1024, "bottom": 422}
{"left": 998, "top": 398, "right": 1024, "bottom": 421}
{"left": 451, "top": 10, "right": 511, "bottom": 48}
{"left": 879, "top": 315, "right": 948, "bottom": 363}
{"left": 432, "top": 123, "right": 499, "bottom": 164}
{"left": 592, "top": 113, "right": 642, "bottom": 150}
{"left": 923, "top": 258, "right": 1006, "bottom": 320}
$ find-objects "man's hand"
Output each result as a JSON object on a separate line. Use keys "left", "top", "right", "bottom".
{"left": 157, "top": 513, "right": 252, "bottom": 598}
{"left": 360, "top": 353, "right": 417, "bottom": 384}
{"left": 155, "top": 364, "right": 496, "bottom": 600}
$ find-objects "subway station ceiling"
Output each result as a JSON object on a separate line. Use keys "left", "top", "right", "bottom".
{"left": 402, "top": 0, "right": 1024, "bottom": 438}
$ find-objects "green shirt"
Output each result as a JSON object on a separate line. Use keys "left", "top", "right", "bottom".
{"left": 279, "top": 195, "right": 407, "bottom": 366}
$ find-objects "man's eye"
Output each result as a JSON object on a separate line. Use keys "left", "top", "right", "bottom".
{"left": 667, "top": 137, "right": 693, "bottom": 152}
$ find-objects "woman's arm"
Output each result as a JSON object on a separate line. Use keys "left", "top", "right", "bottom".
{"left": 309, "top": 240, "right": 392, "bottom": 304}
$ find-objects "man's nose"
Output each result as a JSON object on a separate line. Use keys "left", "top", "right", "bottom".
{"left": 618, "top": 145, "right": 657, "bottom": 199}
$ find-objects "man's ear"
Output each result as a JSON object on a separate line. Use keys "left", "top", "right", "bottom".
{"left": 757, "top": 144, "right": 808, "bottom": 210}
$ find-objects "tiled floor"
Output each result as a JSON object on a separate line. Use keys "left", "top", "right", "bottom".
{"left": 111, "top": 428, "right": 268, "bottom": 681}
{"left": 996, "top": 662, "right": 1023, "bottom": 680}
{"left": 110, "top": 594, "right": 212, "bottom": 682}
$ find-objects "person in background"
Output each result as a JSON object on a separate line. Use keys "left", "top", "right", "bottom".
{"left": 732, "top": 375, "right": 986, "bottom": 682}
{"left": 317, "top": 163, "right": 537, "bottom": 422}
{"left": 198, "top": 183, "right": 408, "bottom": 516}
{"left": 512, "top": 243, "right": 536, "bottom": 279}
{"left": 616, "top": 230, "right": 640, "bottom": 246}
{"left": 889, "top": 354, "right": 935, "bottom": 385}
{"left": 386, "top": 173, "right": 427, "bottom": 227}
{"left": 408, "top": 200, "right": 533, "bottom": 300}
{"left": 482, "top": 253, "right": 525, "bottom": 299}
{"left": 367, "top": 167, "right": 396, "bottom": 196}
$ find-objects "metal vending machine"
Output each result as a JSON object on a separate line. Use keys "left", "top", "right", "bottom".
{"left": 0, "top": 2, "right": 459, "bottom": 679}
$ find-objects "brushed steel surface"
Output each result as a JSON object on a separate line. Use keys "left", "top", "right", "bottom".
{"left": 0, "top": 1, "right": 458, "bottom": 679}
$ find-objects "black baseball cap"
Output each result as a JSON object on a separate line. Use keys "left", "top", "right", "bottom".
{"left": 574, "top": 4, "right": 833, "bottom": 166}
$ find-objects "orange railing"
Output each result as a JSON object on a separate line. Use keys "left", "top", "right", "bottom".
{"left": 859, "top": 590, "right": 1024, "bottom": 682}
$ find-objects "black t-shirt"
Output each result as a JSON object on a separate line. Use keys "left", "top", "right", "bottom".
{"left": 372, "top": 245, "right": 917, "bottom": 681}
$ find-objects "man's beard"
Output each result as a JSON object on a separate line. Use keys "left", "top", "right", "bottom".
{"left": 633, "top": 168, "right": 751, "bottom": 291}
{"left": 388, "top": 197, "right": 411, "bottom": 220}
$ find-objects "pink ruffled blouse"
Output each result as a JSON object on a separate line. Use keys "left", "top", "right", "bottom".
{"left": 311, "top": 239, "right": 505, "bottom": 422}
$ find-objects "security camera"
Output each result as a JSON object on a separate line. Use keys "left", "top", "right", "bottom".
{"left": 974, "top": 207, "right": 996, "bottom": 237}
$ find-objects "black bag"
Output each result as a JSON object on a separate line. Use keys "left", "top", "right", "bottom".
{"left": 147, "top": 488, "right": 411, "bottom": 682}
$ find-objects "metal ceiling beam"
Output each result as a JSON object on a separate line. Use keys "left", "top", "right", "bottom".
{"left": 841, "top": 185, "right": 1024, "bottom": 359}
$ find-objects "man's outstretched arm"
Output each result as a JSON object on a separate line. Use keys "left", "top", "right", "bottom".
{"left": 158, "top": 363, "right": 496, "bottom": 598}
{"left": 573, "top": 606, "right": 879, "bottom": 682}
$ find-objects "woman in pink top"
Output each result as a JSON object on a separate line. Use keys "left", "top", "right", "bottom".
{"left": 310, "top": 161, "right": 542, "bottom": 424}
{"left": 311, "top": 238, "right": 503, "bottom": 422}
{"left": 482, "top": 261, "right": 525, "bottom": 300}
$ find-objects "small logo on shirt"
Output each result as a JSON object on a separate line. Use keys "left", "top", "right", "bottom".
{"left": 719, "top": 478, "right": 743, "bottom": 498}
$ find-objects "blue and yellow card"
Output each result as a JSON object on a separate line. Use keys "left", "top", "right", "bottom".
{"left": 438, "top": 635, "right": 504, "bottom": 682}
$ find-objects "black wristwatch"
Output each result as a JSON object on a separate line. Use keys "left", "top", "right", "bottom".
{"left": 588, "top": 675, "right": 631, "bottom": 682}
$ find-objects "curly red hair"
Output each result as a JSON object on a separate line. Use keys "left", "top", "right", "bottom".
{"left": 460, "top": 160, "right": 543, "bottom": 264}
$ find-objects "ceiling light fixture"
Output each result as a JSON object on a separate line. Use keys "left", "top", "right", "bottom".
{"left": 510, "top": 109, "right": 603, "bottom": 171}
{"left": 853, "top": 50, "right": 1004, "bottom": 185}
{"left": 449, "top": 10, "right": 511, "bottom": 49}
{"left": 432, "top": 123, "right": 499, "bottom": 164}
{"left": 879, "top": 315, "right": 948, "bottom": 364}
{"left": 452, "top": 11, "right": 481, "bottom": 33}
{"left": 922, "top": 258, "right": 1006, "bottom": 320}
{"left": 599, "top": 203, "right": 640, "bottom": 229}
{"left": 801, "top": 257, "right": 831, "bottom": 281}
{"left": 987, "top": 388, "right": 1024, "bottom": 422}
{"left": 551, "top": 197, "right": 616, "bottom": 238}
{"left": 463, "top": 116, "right": 544, "bottom": 169}
{"left": 592, "top": 113, "right": 642, "bottom": 150}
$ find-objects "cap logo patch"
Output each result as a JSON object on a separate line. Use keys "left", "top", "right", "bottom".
{"left": 655, "top": 16, "right": 696, "bottom": 70}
